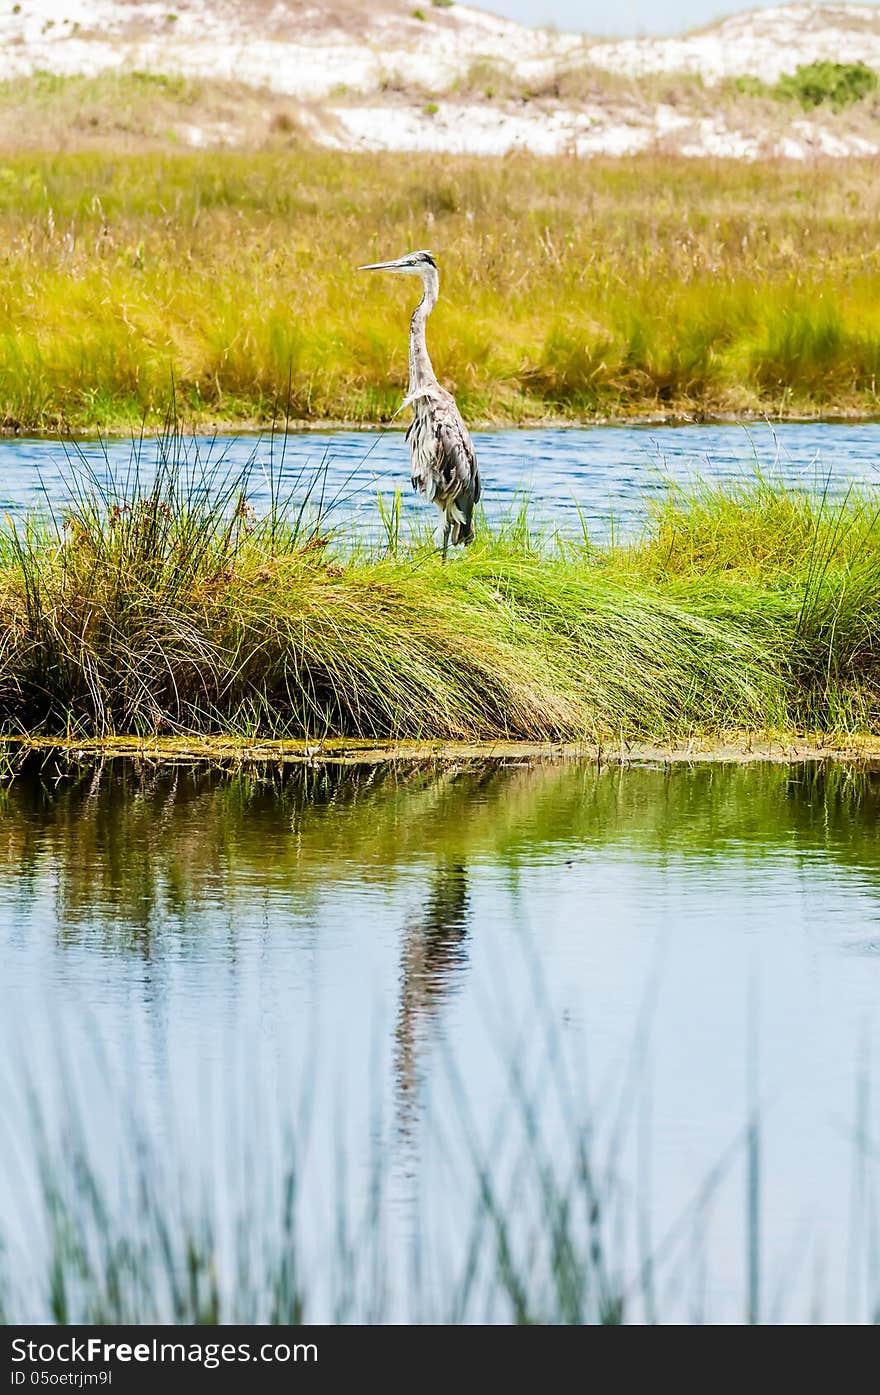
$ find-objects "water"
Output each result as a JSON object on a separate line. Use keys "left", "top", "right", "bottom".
{"left": 2, "top": 418, "right": 880, "bottom": 1321}
{"left": 2, "top": 756, "right": 880, "bottom": 1322}
{"left": 2, "top": 419, "right": 880, "bottom": 540}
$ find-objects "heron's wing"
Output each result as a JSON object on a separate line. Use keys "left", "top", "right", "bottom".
{"left": 436, "top": 416, "right": 479, "bottom": 504}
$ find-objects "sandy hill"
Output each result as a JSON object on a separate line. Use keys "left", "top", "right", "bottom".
{"left": 2, "top": 2, "right": 880, "bottom": 158}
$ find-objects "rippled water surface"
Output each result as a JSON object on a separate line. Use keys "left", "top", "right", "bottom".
{"left": 2, "top": 757, "right": 880, "bottom": 1321}
{"left": 2, "top": 420, "right": 880, "bottom": 537}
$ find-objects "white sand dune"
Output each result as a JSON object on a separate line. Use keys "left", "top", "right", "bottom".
{"left": 593, "top": 4, "right": 880, "bottom": 83}
{"left": 0, "top": 0, "right": 585, "bottom": 94}
{"left": 2, "top": 1, "right": 879, "bottom": 158}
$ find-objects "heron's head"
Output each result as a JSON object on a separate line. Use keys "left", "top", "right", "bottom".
{"left": 358, "top": 249, "right": 438, "bottom": 284}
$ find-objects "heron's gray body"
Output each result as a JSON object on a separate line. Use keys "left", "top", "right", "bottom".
{"left": 359, "top": 249, "right": 480, "bottom": 551}
{"left": 406, "top": 386, "right": 479, "bottom": 547}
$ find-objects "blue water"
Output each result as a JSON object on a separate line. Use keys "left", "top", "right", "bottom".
{"left": 2, "top": 759, "right": 880, "bottom": 1322}
{"left": 2, "top": 420, "right": 879, "bottom": 538}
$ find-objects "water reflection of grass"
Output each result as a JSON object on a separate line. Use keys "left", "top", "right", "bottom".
{"left": 3, "top": 759, "right": 880, "bottom": 1322}
{"left": 2, "top": 757, "right": 879, "bottom": 933}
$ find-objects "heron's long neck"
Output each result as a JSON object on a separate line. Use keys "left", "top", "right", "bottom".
{"left": 409, "top": 273, "right": 439, "bottom": 394}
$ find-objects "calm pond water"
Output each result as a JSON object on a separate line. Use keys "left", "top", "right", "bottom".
{"left": 1, "top": 419, "right": 879, "bottom": 538}
{"left": 1, "top": 756, "right": 879, "bottom": 1321}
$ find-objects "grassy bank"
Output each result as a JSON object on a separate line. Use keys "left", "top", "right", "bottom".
{"left": 2, "top": 149, "right": 880, "bottom": 430}
{"left": 2, "top": 442, "right": 880, "bottom": 741}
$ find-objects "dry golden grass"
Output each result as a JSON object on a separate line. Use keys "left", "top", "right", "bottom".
{"left": 0, "top": 130, "right": 879, "bottom": 429}
{"left": 0, "top": 69, "right": 308, "bottom": 153}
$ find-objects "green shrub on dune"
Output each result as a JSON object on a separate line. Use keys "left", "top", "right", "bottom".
{"left": 776, "top": 61, "right": 878, "bottom": 111}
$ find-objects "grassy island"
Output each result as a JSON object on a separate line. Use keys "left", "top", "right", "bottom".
{"left": 2, "top": 439, "right": 880, "bottom": 746}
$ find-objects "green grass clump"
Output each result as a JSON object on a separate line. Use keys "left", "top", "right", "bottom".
{"left": 0, "top": 450, "right": 779, "bottom": 742}
{"left": 622, "top": 475, "right": 880, "bottom": 732}
{"left": 737, "top": 61, "right": 879, "bottom": 110}
{"left": 776, "top": 61, "right": 879, "bottom": 111}
{"left": 3, "top": 438, "right": 880, "bottom": 742}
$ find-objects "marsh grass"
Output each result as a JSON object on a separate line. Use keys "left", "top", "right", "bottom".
{"left": 4, "top": 1009, "right": 879, "bottom": 1324}
{"left": 2, "top": 150, "right": 880, "bottom": 430}
{"left": 6, "top": 1063, "right": 637, "bottom": 1324}
{"left": 0, "top": 433, "right": 773, "bottom": 740}
{"left": 2, "top": 432, "right": 880, "bottom": 741}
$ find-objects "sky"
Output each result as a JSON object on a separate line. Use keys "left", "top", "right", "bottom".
{"left": 478, "top": 0, "right": 879, "bottom": 38}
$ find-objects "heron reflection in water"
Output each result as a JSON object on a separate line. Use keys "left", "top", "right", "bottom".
{"left": 394, "top": 862, "right": 471, "bottom": 1136}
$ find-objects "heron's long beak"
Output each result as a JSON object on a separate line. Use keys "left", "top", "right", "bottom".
{"left": 358, "top": 258, "right": 407, "bottom": 272}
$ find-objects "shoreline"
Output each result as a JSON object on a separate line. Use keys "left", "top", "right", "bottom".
{"left": 7, "top": 733, "right": 880, "bottom": 769}
{"left": 3, "top": 408, "right": 880, "bottom": 443}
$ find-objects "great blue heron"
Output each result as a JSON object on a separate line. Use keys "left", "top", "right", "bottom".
{"left": 358, "top": 250, "right": 480, "bottom": 554}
